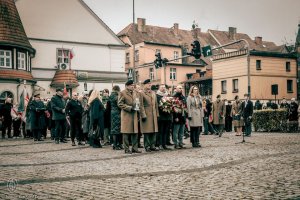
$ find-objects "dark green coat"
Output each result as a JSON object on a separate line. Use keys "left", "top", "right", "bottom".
{"left": 51, "top": 94, "right": 66, "bottom": 120}
{"left": 109, "top": 91, "right": 121, "bottom": 135}
{"left": 29, "top": 100, "right": 46, "bottom": 130}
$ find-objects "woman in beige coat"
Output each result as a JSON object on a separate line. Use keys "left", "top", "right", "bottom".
{"left": 232, "top": 95, "right": 243, "bottom": 136}
{"left": 187, "top": 85, "right": 203, "bottom": 147}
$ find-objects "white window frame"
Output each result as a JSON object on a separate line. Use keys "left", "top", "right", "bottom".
{"left": 174, "top": 51, "right": 179, "bottom": 62}
{"left": 57, "top": 49, "right": 70, "bottom": 64}
{"left": 134, "top": 50, "right": 139, "bottom": 62}
{"left": 0, "top": 50, "right": 12, "bottom": 68}
{"left": 17, "top": 52, "right": 26, "bottom": 70}
{"left": 149, "top": 68, "right": 154, "bottom": 80}
{"left": 170, "top": 68, "right": 177, "bottom": 80}
{"left": 221, "top": 80, "right": 227, "bottom": 93}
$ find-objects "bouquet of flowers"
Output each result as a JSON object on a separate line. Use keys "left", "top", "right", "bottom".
{"left": 172, "top": 98, "right": 187, "bottom": 114}
{"left": 159, "top": 97, "right": 173, "bottom": 113}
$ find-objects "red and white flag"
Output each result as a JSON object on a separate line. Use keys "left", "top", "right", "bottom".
{"left": 70, "top": 49, "right": 75, "bottom": 60}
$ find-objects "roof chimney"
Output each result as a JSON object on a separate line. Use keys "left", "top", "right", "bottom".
{"left": 228, "top": 27, "right": 236, "bottom": 40}
{"left": 192, "top": 28, "right": 201, "bottom": 39}
{"left": 137, "top": 18, "right": 146, "bottom": 32}
{"left": 174, "top": 23, "right": 179, "bottom": 35}
{"left": 255, "top": 36, "right": 263, "bottom": 45}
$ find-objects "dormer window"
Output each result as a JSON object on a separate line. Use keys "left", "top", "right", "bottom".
{"left": 0, "top": 50, "right": 12, "bottom": 68}
{"left": 18, "top": 52, "right": 26, "bottom": 70}
{"left": 57, "top": 49, "right": 70, "bottom": 64}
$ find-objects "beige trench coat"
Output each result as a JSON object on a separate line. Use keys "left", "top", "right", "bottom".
{"left": 187, "top": 96, "right": 204, "bottom": 127}
{"left": 212, "top": 100, "right": 226, "bottom": 125}
{"left": 232, "top": 101, "right": 244, "bottom": 127}
{"left": 118, "top": 89, "right": 146, "bottom": 134}
{"left": 140, "top": 90, "right": 159, "bottom": 134}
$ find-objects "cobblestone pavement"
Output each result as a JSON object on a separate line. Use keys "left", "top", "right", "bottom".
{"left": 0, "top": 132, "right": 299, "bottom": 199}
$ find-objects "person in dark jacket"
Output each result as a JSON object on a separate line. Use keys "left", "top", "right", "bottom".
{"left": 88, "top": 89, "right": 104, "bottom": 148}
{"left": 288, "top": 98, "right": 298, "bottom": 132}
{"left": 66, "top": 92, "right": 84, "bottom": 146}
{"left": 29, "top": 93, "right": 46, "bottom": 141}
{"left": 109, "top": 85, "right": 122, "bottom": 150}
{"left": 46, "top": 99, "right": 55, "bottom": 140}
{"left": 172, "top": 85, "right": 187, "bottom": 149}
{"left": 156, "top": 84, "right": 172, "bottom": 150}
{"left": 254, "top": 100, "right": 262, "bottom": 110}
{"left": 80, "top": 92, "right": 89, "bottom": 143}
{"left": 240, "top": 94, "right": 254, "bottom": 137}
{"left": 280, "top": 98, "right": 290, "bottom": 110}
{"left": 102, "top": 89, "right": 111, "bottom": 145}
{"left": 225, "top": 101, "right": 233, "bottom": 132}
{"left": 51, "top": 88, "right": 67, "bottom": 144}
{"left": 1, "top": 98, "right": 13, "bottom": 139}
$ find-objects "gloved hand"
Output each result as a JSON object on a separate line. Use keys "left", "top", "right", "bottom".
{"left": 142, "top": 117, "right": 147, "bottom": 122}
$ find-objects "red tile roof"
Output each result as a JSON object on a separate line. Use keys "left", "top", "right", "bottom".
{"left": 0, "top": 0, "right": 35, "bottom": 53}
{"left": 50, "top": 70, "right": 79, "bottom": 88}
{"left": 0, "top": 69, "right": 34, "bottom": 81}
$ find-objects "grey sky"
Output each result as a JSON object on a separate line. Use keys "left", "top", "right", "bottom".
{"left": 84, "top": 0, "right": 300, "bottom": 45}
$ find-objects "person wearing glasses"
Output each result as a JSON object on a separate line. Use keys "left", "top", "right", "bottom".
{"left": 65, "top": 92, "right": 84, "bottom": 146}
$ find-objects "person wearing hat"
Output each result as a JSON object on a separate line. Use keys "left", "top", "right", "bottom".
{"left": 28, "top": 92, "right": 46, "bottom": 141}
{"left": 51, "top": 88, "right": 67, "bottom": 144}
{"left": 140, "top": 79, "right": 159, "bottom": 152}
{"left": 118, "top": 80, "right": 146, "bottom": 154}
{"left": 212, "top": 94, "right": 226, "bottom": 137}
{"left": 0, "top": 98, "right": 13, "bottom": 139}
{"left": 240, "top": 93, "right": 254, "bottom": 136}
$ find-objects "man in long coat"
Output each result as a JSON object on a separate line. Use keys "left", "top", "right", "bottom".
{"left": 118, "top": 80, "right": 146, "bottom": 154}
{"left": 240, "top": 93, "right": 254, "bottom": 136}
{"left": 140, "top": 79, "right": 159, "bottom": 152}
{"left": 212, "top": 94, "right": 226, "bottom": 136}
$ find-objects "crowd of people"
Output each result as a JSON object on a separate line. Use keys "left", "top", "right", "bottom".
{"left": 0, "top": 79, "right": 298, "bottom": 154}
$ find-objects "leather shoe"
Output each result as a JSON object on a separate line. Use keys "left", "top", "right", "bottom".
{"left": 138, "top": 144, "right": 144, "bottom": 148}
{"left": 145, "top": 148, "right": 151, "bottom": 152}
{"left": 55, "top": 140, "right": 59, "bottom": 144}
{"left": 72, "top": 142, "right": 76, "bottom": 146}
{"left": 150, "top": 147, "right": 159, "bottom": 151}
{"left": 125, "top": 150, "right": 132, "bottom": 154}
{"left": 132, "top": 149, "right": 142, "bottom": 153}
{"left": 60, "top": 140, "right": 67, "bottom": 143}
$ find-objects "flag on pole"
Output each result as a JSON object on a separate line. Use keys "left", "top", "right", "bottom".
{"left": 70, "top": 48, "right": 75, "bottom": 60}
{"left": 18, "top": 89, "right": 25, "bottom": 112}
{"left": 63, "top": 82, "right": 68, "bottom": 96}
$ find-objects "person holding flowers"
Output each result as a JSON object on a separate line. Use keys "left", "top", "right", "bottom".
{"left": 156, "top": 84, "right": 172, "bottom": 150}
{"left": 172, "top": 85, "right": 187, "bottom": 149}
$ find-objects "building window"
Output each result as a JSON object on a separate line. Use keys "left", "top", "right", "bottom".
{"left": 134, "top": 50, "right": 139, "bottom": 62}
{"left": 149, "top": 68, "right": 154, "bottom": 80}
{"left": 18, "top": 52, "right": 26, "bottom": 70}
{"left": 174, "top": 51, "right": 179, "bottom": 62}
{"left": 170, "top": 68, "right": 176, "bottom": 80}
{"left": 233, "top": 79, "right": 238, "bottom": 92}
{"left": 287, "top": 80, "right": 293, "bottom": 93}
{"left": 221, "top": 80, "right": 227, "bottom": 94}
{"left": 256, "top": 60, "right": 261, "bottom": 70}
{"left": 57, "top": 49, "right": 70, "bottom": 64}
{"left": 286, "top": 62, "right": 290, "bottom": 72}
{"left": 0, "top": 50, "right": 12, "bottom": 68}
{"left": 126, "top": 53, "right": 130, "bottom": 63}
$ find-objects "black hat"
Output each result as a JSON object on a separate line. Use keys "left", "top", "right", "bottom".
{"left": 143, "top": 79, "right": 151, "bottom": 84}
{"left": 125, "top": 80, "right": 134, "bottom": 86}
{"left": 56, "top": 88, "right": 63, "bottom": 92}
{"left": 216, "top": 94, "right": 221, "bottom": 98}
{"left": 244, "top": 93, "right": 249, "bottom": 97}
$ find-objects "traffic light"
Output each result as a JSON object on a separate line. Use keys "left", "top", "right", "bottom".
{"left": 154, "top": 52, "right": 163, "bottom": 69}
{"left": 188, "top": 40, "right": 201, "bottom": 59}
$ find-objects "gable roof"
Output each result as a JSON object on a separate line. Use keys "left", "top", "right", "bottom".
{"left": 118, "top": 23, "right": 219, "bottom": 49}
{"left": 0, "top": 0, "right": 35, "bottom": 53}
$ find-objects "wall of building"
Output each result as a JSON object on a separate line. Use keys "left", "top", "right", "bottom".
{"left": 0, "top": 82, "right": 34, "bottom": 104}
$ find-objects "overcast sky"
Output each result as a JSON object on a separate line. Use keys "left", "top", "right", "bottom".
{"left": 84, "top": 0, "right": 300, "bottom": 45}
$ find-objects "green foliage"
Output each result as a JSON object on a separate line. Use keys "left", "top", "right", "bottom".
{"left": 253, "top": 109, "right": 288, "bottom": 132}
